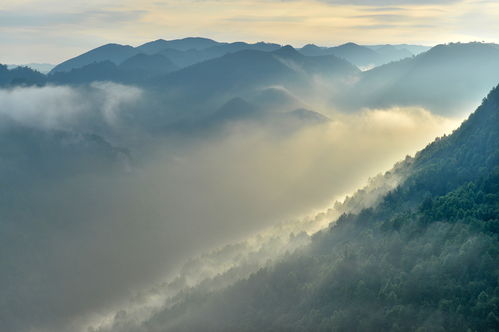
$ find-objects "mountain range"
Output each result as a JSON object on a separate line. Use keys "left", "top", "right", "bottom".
{"left": 47, "top": 37, "right": 425, "bottom": 74}
{"left": 343, "top": 42, "right": 499, "bottom": 115}
{"left": 2, "top": 38, "right": 497, "bottom": 119}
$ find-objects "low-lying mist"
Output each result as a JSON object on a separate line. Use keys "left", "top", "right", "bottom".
{"left": 0, "top": 83, "right": 462, "bottom": 332}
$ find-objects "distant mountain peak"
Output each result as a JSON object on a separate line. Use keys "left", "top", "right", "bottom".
{"left": 302, "top": 44, "right": 322, "bottom": 49}
{"left": 273, "top": 45, "right": 301, "bottom": 58}
{"left": 340, "top": 42, "right": 360, "bottom": 47}
{"left": 98, "top": 43, "right": 130, "bottom": 48}
{"left": 49, "top": 43, "right": 139, "bottom": 73}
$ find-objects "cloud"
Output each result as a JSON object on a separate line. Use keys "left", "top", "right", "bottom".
{"left": 0, "top": 84, "right": 461, "bottom": 331}
{"left": 317, "top": 0, "right": 461, "bottom": 4}
{"left": 362, "top": 6, "right": 405, "bottom": 11}
{"left": 3, "top": 0, "right": 498, "bottom": 64}
{"left": 353, "top": 14, "right": 410, "bottom": 21}
{"left": 0, "top": 9, "right": 145, "bottom": 27}
{"left": 0, "top": 82, "right": 142, "bottom": 131}
{"left": 90, "top": 106, "right": 460, "bottom": 332}
{"left": 224, "top": 15, "right": 306, "bottom": 23}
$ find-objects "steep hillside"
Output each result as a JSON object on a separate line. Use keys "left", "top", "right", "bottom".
{"left": 141, "top": 84, "right": 499, "bottom": 332}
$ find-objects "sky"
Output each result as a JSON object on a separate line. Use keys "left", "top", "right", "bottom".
{"left": 0, "top": 0, "right": 498, "bottom": 64}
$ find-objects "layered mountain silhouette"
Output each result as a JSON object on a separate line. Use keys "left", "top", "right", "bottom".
{"left": 156, "top": 41, "right": 281, "bottom": 68}
{"left": 344, "top": 42, "right": 499, "bottom": 115}
{"left": 249, "top": 86, "right": 306, "bottom": 112}
{"left": 49, "top": 43, "right": 139, "bottom": 74}
{"left": 49, "top": 38, "right": 282, "bottom": 73}
{"left": 151, "top": 45, "right": 358, "bottom": 118}
{"left": 369, "top": 44, "right": 413, "bottom": 62}
{"left": 49, "top": 54, "right": 178, "bottom": 84}
{"left": 6, "top": 40, "right": 499, "bottom": 121}
{"left": 298, "top": 42, "right": 419, "bottom": 67}
{"left": 48, "top": 37, "right": 424, "bottom": 76}
{"left": 136, "top": 82, "right": 499, "bottom": 332}
{"left": 136, "top": 37, "right": 220, "bottom": 54}
{"left": 207, "top": 97, "right": 328, "bottom": 128}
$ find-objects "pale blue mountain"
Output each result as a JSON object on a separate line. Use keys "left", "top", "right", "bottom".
{"left": 49, "top": 38, "right": 281, "bottom": 74}
{"left": 136, "top": 37, "right": 220, "bottom": 54}
{"left": 7, "top": 63, "right": 54, "bottom": 74}
{"left": 157, "top": 41, "right": 282, "bottom": 68}
{"left": 118, "top": 53, "right": 178, "bottom": 76}
{"left": 298, "top": 42, "right": 410, "bottom": 67}
{"left": 152, "top": 45, "right": 359, "bottom": 117}
{"left": 368, "top": 44, "right": 413, "bottom": 62}
{"left": 49, "top": 61, "right": 123, "bottom": 84}
{"left": 249, "top": 86, "right": 306, "bottom": 112}
{"left": 345, "top": 42, "right": 499, "bottom": 115}
{"left": 49, "top": 54, "right": 177, "bottom": 84}
{"left": 49, "top": 43, "right": 139, "bottom": 73}
{"left": 0, "top": 64, "right": 46, "bottom": 86}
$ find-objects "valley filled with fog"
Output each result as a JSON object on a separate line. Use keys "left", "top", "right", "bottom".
{"left": 1, "top": 38, "right": 498, "bottom": 332}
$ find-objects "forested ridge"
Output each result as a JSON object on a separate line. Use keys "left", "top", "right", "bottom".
{"left": 143, "top": 85, "right": 499, "bottom": 332}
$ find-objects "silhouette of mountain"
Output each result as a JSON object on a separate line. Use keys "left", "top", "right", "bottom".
{"left": 7, "top": 63, "right": 54, "bottom": 74}
{"left": 48, "top": 39, "right": 429, "bottom": 78}
{"left": 391, "top": 44, "right": 431, "bottom": 55}
{"left": 49, "top": 43, "right": 139, "bottom": 73}
{"left": 209, "top": 97, "right": 263, "bottom": 123}
{"left": 49, "top": 61, "right": 122, "bottom": 84}
{"left": 49, "top": 53, "right": 178, "bottom": 84}
{"left": 50, "top": 38, "right": 281, "bottom": 75}
{"left": 136, "top": 37, "right": 220, "bottom": 54}
{"left": 153, "top": 46, "right": 359, "bottom": 116}
{"left": 299, "top": 42, "right": 417, "bottom": 68}
{"left": 284, "top": 108, "right": 329, "bottom": 124}
{"left": 199, "top": 96, "right": 329, "bottom": 132}
{"left": 349, "top": 42, "right": 499, "bottom": 115}
{"left": 158, "top": 41, "right": 282, "bottom": 68}
{"left": 0, "top": 64, "right": 46, "bottom": 86}
{"left": 369, "top": 44, "right": 413, "bottom": 62}
{"left": 249, "top": 86, "right": 306, "bottom": 112}
{"left": 330, "top": 42, "right": 381, "bottom": 67}
{"left": 299, "top": 44, "right": 327, "bottom": 56}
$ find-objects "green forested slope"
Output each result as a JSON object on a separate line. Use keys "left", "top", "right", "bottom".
{"left": 141, "top": 85, "right": 499, "bottom": 332}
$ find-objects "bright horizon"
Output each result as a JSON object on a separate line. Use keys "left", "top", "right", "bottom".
{"left": 1, "top": 0, "right": 498, "bottom": 64}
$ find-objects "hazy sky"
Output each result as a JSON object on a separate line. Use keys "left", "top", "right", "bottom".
{"left": 1, "top": 0, "right": 498, "bottom": 63}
